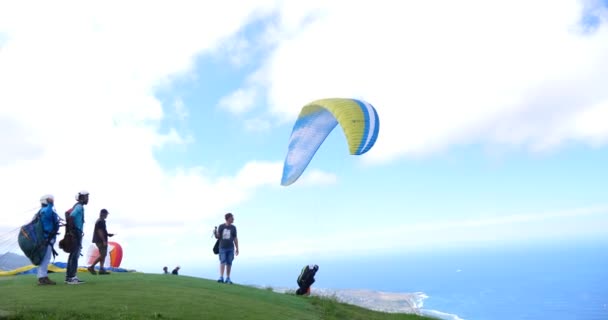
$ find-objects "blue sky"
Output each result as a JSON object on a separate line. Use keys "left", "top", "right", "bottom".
{"left": 1, "top": 0, "right": 608, "bottom": 274}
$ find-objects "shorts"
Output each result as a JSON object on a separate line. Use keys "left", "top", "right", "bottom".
{"left": 219, "top": 248, "right": 234, "bottom": 266}
{"left": 95, "top": 241, "right": 108, "bottom": 258}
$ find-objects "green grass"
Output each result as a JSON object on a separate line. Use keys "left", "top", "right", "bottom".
{"left": 0, "top": 272, "right": 439, "bottom": 320}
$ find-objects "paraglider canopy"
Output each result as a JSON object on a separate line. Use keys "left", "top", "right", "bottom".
{"left": 86, "top": 241, "right": 123, "bottom": 268}
{"left": 281, "top": 98, "right": 380, "bottom": 186}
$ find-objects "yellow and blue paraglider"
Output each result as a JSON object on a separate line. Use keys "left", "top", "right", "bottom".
{"left": 281, "top": 98, "right": 380, "bottom": 186}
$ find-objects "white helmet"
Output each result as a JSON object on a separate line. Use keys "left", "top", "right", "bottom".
{"left": 75, "top": 190, "right": 90, "bottom": 200}
{"left": 40, "top": 194, "right": 54, "bottom": 206}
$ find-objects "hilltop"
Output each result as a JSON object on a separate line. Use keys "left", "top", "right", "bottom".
{"left": 0, "top": 272, "right": 439, "bottom": 320}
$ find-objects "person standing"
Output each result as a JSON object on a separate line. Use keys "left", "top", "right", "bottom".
{"left": 215, "top": 212, "right": 239, "bottom": 284}
{"left": 37, "top": 194, "right": 60, "bottom": 285}
{"left": 66, "top": 190, "right": 89, "bottom": 284}
{"left": 87, "top": 209, "right": 114, "bottom": 275}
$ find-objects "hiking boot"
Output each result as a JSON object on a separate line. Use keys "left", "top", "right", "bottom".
{"left": 38, "top": 277, "right": 55, "bottom": 285}
{"left": 98, "top": 269, "right": 111, "bottom": 275}
{"left": 87, "top": 266, "right": 97, "bottom": 275}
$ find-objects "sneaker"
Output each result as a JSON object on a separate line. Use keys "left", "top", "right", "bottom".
{"left": 87, "top": 266, "right": 97, "bottom": 275}
{"left": 217, "top": 278, "right": 224, "bottom": 283}
{"left": 99, "top": 269, "right": 111, "bottom": 275}
{"left": 225, "top": 278, "right": 233, "bottom": 284}
{"left": 66, "top": 277, "right": 85, "bottom": 285}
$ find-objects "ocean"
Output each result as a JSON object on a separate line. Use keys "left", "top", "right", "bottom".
{"left": 188, "top": 239, "right": 608, "bottom": 320}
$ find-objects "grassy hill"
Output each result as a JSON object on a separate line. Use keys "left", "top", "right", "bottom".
{"left": 0, "top": 272, "right": 439, "bottom": 320}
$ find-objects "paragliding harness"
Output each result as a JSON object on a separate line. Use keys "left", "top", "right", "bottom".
{"left": 296, "top": 264, "right": 319, "bottom": 296}
{"left": 58, "top": 203, "right": 80, "bottom": 254}
{"left": 17, "top": 209, "right": 60, "bottom": 266}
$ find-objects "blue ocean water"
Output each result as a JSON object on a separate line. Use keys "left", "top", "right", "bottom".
{"left": 190, "top": 239, "right": 608, "bottom": 320}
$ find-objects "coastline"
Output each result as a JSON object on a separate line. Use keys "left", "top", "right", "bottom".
{"left": 256, "top": 285, "right": 464, "bottom": 320}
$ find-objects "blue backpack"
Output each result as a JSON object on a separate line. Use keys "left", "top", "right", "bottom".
{"left": 17, "top": 210, "right": 47, "bottom": 266}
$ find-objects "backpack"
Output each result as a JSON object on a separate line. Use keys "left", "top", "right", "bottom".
{"left": 212, "top": 239, "right": 219, "bottom": 254}
{"left": 212, "top": 226, "right": 220, "bottom": 254}
{"left": 17, "top": 210, "right": 47, "bottom": 266}
{"left": 58, "top": 204, "right": 78, "bottom": 253}
{"left": 296, "top": 264, "right": 319, "bottom": 295}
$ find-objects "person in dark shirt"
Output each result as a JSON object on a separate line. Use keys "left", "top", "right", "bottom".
{"left": 172, "top": 266, "right": 180, "bottom": 275}
{"left": 87, "top": 209, "right": 114, "bottom": 275}
{"left": 215, "top": 212, "right": 239, "bottom": 284}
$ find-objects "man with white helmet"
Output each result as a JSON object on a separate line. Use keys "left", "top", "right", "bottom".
{"left": 65, "top": 190, "right": 89, "bottom": 285}
{"left": 37, "top": 194, "right": 60, "bottom": 285}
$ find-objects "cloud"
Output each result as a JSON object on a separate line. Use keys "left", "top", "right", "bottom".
{"left": 0, "top": 1, "right": 292, "bottom": 269}
{"left": 296, "top": 169, "right": 338, "bottom": 186}
{"left": 222, "top": 0, "right": 608, "bottom": 164}
{"left": 217, "top": 66, "right": 270, "bottom": 115}
{"left": 218, "top": 87, "right": 258, "bottom": 114}
{"left": 172, "top": 98, "right": 189, "bottom": 121}
{"left": 244, "top": 117, "right": 272, "bottom": 133}
{"left": 255, "top": 204, "right": 608, "bottom": 258}
{"left": 3, "top": 0, "right": 607, "bottom": 272}
{"left": 570, "top": 100, "right": 608, "bottom": 146}
{"left": 0, "top": 116, "right": 45, "bottom": 166}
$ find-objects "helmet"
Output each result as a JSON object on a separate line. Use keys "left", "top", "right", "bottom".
{"left": 40, "top": 194, "right": 54, "bottom": 206}
{"left": 75, "top": 190, "right": 89, "bottom": 200}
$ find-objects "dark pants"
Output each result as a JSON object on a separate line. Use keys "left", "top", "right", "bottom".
{"left": 95, "top": 242, "right": 108, "bottom": 260}
{"left": 66, "top": 233, "right": 82, "bottom": 279}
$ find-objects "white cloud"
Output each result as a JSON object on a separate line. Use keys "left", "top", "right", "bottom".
{"left": 244, "top": 117, "right": 272, "bottom": 133}
{"left": 2, "top": 0, "right": 608, "bottom": 273}
{"left": 0, "top": 1, "right": 292, "bottom": 270}
{"left": 214, "top": 35, "right": 254, "bottom": 68}
{"left": 255, "top": 204, "right": 608, "bottom": 258}
{"left": 571, "top": 101, "right": 608, "bottom": 146}
{"left": 223, "top": 0, "right": 608, "bottom": 164}
{"left": 218, "top": 87, "right": 258, "bottom": 114}
{"left": 173, "top": 98, "right": 189, "bottom": 121}
{"left": 0, "top": 116, "right": 45, "bottom": 166}
{"left": 296, "top": 169, "right": 338, "bottom": 186}
{"left": 216, "top": 64, "right": 272, "bottom": 115}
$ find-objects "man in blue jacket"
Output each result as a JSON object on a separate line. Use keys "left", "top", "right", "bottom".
{"left": 37, "top": 194, "right": 60, "bottom": 285}
{"left": 66, "top": 190, "right": 89, "bottom": 285}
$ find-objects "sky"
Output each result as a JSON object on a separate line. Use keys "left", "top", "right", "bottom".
{"left": 1, "top": 0, "right": 608, "bottom": 275}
